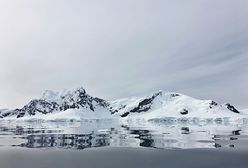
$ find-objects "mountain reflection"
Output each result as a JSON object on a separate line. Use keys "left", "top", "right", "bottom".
{"left": 15, "top": 127, "right": 242, "bottom": 150}
{"left": 18, "top": 133, "right": 110, "bottom": 149}
{"left": 0, "top": 121, "right": 247, "bottom": 150}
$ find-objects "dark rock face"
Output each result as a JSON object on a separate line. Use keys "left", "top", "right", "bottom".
{"left": 209, "top": 101, "right": 218, "bottom": 109}
{"left": 121, "top": 112, "right": 130, "bottom": 117}
{"left": 15, "top": 109, "right": 26, "bottom": 118}
{"left": 94, "top": 97, "right": 109, "bottom": 108}
{"left": 109, "top": 105, "right": 126, "bottom": 114}
{"left": 171, "top": 93, "right": 180, "bottom": 97}
{"left": 180, "top": 109, "right": 188, "bottom": 115}
{"left": 225, "top": 103, "right": 240, "bottom": 113}
{"left": 22, "top": 99, "right": 59, "bottom": 115}
{"left": 129, "top": 92, "right": 162, "bottom": 113}
{"left": 2, "top": 111, "right": 11, "bottom": 117}
{"left": 109, "top": 92, "right": 163, "bottom": 116}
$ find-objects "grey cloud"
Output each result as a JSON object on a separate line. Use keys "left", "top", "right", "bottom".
{"left": 0, "top": 0, "right": 247, "bottom": 109}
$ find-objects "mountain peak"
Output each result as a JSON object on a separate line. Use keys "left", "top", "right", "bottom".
{"left": 41, "top": 87, "right": 87, "bottom": 102}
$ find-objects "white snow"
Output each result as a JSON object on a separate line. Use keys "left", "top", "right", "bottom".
{"left": 242, "top": 109, "right": 248, "bottom": 114}
{"left": 8, "top": 107, "right": 117, "bottom": 122}
{"left": 41, "top": 87, "right": 87, "bottom": 106}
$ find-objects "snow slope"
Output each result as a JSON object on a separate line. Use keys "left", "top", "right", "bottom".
{"left": 110, "top": 91, "right": 246, "bottom": 120}
{"left": 242, "top": 109, "right": 248, "bottom": 114}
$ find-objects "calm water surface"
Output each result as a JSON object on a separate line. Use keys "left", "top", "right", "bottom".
{"left": 0, "top": 120, "right": 248, "bottom": 168}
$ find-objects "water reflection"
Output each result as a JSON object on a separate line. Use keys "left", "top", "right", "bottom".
{"left": 17, "top": 133, "right": 111, "bottom": 149}
{"left": 0, "top": 120, "right": 248, "bottom": 150}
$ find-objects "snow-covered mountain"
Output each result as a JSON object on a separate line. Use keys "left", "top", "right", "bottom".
{"left": 0, "top": 87, "right": 246, "bottom": 121}
{"left": 0, "top": 87, "right": 108, "bottom": 119}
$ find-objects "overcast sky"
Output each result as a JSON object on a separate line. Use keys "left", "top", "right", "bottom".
{"left": 0, "top": 0, "right": 247, "bottom": 109}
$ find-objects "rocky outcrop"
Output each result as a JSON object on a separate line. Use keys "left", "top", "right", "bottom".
{"left": 225, "top": 103, "right": 240, "bottom": 113}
